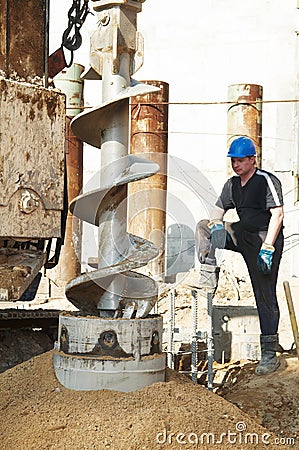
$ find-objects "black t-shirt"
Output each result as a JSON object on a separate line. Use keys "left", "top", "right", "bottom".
{"left": 215, "top": 169, "right": 284, "bottom": 232}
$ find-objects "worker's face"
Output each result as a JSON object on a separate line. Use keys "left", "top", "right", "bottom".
{"left": 231, "top": 156, "right": 256, "bottom": 176}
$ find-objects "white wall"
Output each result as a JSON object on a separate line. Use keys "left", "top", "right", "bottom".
{"left": 50, "top": 0, "right": 299, "bottom": 279}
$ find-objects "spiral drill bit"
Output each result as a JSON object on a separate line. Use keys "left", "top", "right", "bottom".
{"left": 54, "top": 0, "right": 166, "bottom": 391}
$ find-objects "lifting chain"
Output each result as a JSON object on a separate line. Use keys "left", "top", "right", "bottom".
{"left": 62, "top": 0, "right": 91, "bottom": 66}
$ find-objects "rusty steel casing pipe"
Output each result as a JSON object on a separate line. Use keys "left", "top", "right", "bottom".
{"left": 51, "top": 64, "right": 85, "bottom": 285}
{"left": 227, "top": 84, "right": 263, "bottom": 176}
{"left": 129, "top": 81, "right": 169, "bottom": 282}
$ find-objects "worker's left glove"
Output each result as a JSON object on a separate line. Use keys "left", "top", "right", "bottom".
{"left": 257, "top": 243, "right": 275, "bottom": 274}
{"left": 207, "top": 220, "right": 224, "bottom": 234}
{"left": 207, "top": 219, "right": 228, "bottom": 251}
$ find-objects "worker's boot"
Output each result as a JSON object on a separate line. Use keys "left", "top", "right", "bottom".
{"left": 198, "top": 263, "right": 220, "bottom": 293}
{"left": 255, "top": 334, "right": 280, "bottom": 375}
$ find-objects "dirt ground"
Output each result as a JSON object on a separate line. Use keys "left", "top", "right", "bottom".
{"left": 0, "top": 332, "right": 298, "bottom": 449}
{"left": 220, "top": 354, "right": 299, "bottom": 441}
{"left": 0, "top": 350, "right": 296, "bottom": 450}
{"left": 0, "top": 267, "right": 298, "bottom": 449}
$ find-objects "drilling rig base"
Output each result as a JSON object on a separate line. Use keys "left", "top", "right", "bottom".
{"left": 53, "top": 350, "right": 166, "bottom": 392}
{"left": 53, "top": 312, "right": 166, "bottom": 391}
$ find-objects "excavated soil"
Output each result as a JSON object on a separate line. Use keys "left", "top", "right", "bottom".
{"left": 0, "top": 351, "right": 295, "bottom": 450}
{"left": 221, "top": 355, "right": 299, "bottom": 442}
{"left": 0, "top": 268, "right": 298, "bottom": 449}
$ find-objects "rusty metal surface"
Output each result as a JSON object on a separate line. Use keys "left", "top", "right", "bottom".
{"left": 0, "top": 78, "right": 65, "bottom": 238}
{"left": 0, "top": 0, "right": 45, "bottom": 80}
{"left": 0, "top": 0, "right": 7, "bottom": 74}
{"left": 49, "top": 64, "right": 84, "bottom": 285}
{"left": 227, "top": 84, "right": 263, "bottom": 176}
{"left": 50, "top": 117, "right": 83, "bottom": 286}
{"left": 129, "top": 81, "right": 169, "bottom": 280}
{"left": 0, "top": 308, "right": 59, "bottom": 329}
{"left": 61, "top": 117, "right": 83, "bottom": 280}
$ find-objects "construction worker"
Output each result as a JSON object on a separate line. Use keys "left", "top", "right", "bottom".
{"left": 195, "top": 136, "right": 284, "bottom": 375}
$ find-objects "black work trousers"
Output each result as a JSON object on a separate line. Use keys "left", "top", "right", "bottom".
{"left": 195, "top": 220, "right": 284, "bottom": 336}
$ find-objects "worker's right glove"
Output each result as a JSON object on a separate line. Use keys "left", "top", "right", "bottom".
{"left": 257, "top": 243, "right": 275, "bottom": 274}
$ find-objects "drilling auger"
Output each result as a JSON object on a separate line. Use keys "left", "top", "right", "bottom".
{"left": 53, "top": 0, "right": 166, "bottom": 391}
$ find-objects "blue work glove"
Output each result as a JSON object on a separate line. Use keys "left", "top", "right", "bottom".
{"left": 257, "top": 243, "right": 275, "bottom": 274}
{"left": 208, "top": 220, "right": 224, "bottom": 235}
{"left": 208, "top": 220, "right": 227, "bottom": 250}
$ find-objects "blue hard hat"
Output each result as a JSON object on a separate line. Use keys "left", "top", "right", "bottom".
{"left": 227, "top": 137, "right": 256, "bottom": 158}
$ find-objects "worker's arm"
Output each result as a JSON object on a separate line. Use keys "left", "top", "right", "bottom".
{"left": 264, "top": 206, "right": 284, "bottom": 246}
{"left": 209, "top": 206, "right": 225, "bottom": 223}
{"left": 207, "top": 206, "right": 226, "bottom": 235}
{"left": 257, "top": 205, "right": 284, "bottom": 274}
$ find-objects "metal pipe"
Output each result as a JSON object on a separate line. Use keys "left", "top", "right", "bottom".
{"left": 4, "top": 0, "right": 10, "bottom": 77}
{"left": 167, "top": 289, "right": 175, "bottom": 369}
{"left": 283, "top": 280, "right": 299, "bottom": 360}
{"left": 207, "top": 291, "right": 214, "bottom": 390}
{"left": 55, "top": 64, "right": 85, "bottom": 116}
{"left": 98, "top": 53, "right": 130, "bottom": 271}
{"left": 52, "top": 64, "right": 85, "bottom": 284}
{"left": 43, "top": 0, "right": 50, "bottom": 87}
{"left": 191, "top": 289, "right": 198, "bottom": 383}
{"left": 96, "top": 51, "right": 132, "bottom": 315}
{"left": 129, "top": 81, "right": 169, "bottom": 281}
{"left": 227, "top": 84, "right": 263, "bottom": 176}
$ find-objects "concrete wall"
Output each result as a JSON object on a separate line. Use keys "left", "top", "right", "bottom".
{"left": 49, "top": 0, "right": 299, "bottom": 285}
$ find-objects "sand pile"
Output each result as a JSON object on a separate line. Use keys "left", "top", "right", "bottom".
{"left": 0, "top": 351, "right": 289, "bottom": 450}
